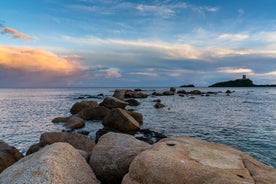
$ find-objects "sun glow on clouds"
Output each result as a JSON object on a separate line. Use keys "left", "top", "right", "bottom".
{"left": 1, "top": 27, "right": 33, "bottom": 41}
{"left": 218, "top": 67, "right": 253, "bottom": 74}
{"left": 0, "top": 45, "right": 89, "bottom": 87}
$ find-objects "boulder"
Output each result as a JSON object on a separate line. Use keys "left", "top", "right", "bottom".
{"left": 0, "top": 142, "right": 23, "bottom": 173}
{"left": 125, "top": 91, "right": 148, "bottom": 98}
{"left": 154, "top": 102, "right": 165, "bottom": 108}
{"left": 70, "top": 101, "right": 98, "bottom": 114}
{"left": 0, "top": 143, "right": 100, "bottom": 184}
{"left": 113, "top": 89, "right": 126, "bottom": 100}
{"left": 64, "top": 116, "right": 85, "bottom": 129}
{"left": 26, "top": 132, "right": 95, "bottom": 155}
{"left": 76, "top": 106, "right": 110, "bottom": 120}
{"left": 189, "top": 90, "right": 202, "bottom": 95}
{"left": 177, "top": 90, "right": 187, "bottom": 94}
{"left": 170, "top": 87, "right": 176, "bottom": 92}
{"left": 100, "top": 96, "right": 128, "bottom": 109}
{"left": 51, "top": 116, "right": 70, "bottom": 123}
{"left": 122, "top": 136, "right": 276, "bottom": 184}
{"left": 102, "top": 108, "right": 141, "bottom": 132}
{"left": 152, "top": 92, "right": 163, "bottom": 96}
{"left": 127, "top": 111, "right": 143, "bottom": 125}
{"left": 89, "top": 133, "right": 151, "bottom": 184}
{"left": 163, "top": 90, "right": 175, "bottom": 96}
{"left": 125, "top": 99, "right": 140, "bottom": 106}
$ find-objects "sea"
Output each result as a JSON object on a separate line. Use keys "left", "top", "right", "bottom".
{"left": 0, "top": 87, "right": 275, "bottom": 168}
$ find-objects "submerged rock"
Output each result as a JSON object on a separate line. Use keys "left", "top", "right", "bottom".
{"left": 154, "top": 102, "right": 165, "bottom": 108}
{"left": 122, "top": 136, "right": 276, "bottom": 184}
{"left": 89, "top": 133, "right": 151, "bottom": 184}
{"left": 0, "top": 143, "right": 100, "bottom": 184}
{"left": 0, "top": 142, "right": 23, "bottom": 173}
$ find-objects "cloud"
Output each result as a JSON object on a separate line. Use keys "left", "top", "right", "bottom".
{"left": 0, "top": 45, "right": 86, "bottom": 87}
{"left": 129, "top": 72, "right": 158, "bottom": 77}
{"left": 1, "top": 27, "right": 33, "bottom": 41}
{"left": 136, "top": 4, "right": 176, "bottom": 18}
{"left": 218, "top": 67, "right": 253, "bottom": 74}
{"left": 218, "top": 33, "right": 249, "bottom": 41}
{"left": 105, "top": 69, "right": 121, "bottom": 78}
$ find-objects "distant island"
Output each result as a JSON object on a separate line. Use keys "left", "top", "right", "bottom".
{"left": 209, "top": 75, "right": 276, "bottom": 87}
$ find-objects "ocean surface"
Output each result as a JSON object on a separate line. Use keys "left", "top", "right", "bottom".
{"left": 0, "top": 87, "right": 275, "bottom": 167}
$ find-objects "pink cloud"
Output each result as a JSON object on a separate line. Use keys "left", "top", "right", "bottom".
{"left": 105, "top": 70, "right": 122, "bottom": 78}
{"left": 1, "top": 27, "right": 33, "bottom": 41}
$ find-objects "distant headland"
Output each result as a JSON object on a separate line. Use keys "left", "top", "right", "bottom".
{"left": 209, "top": 75, "right": 276, "bottom": 87}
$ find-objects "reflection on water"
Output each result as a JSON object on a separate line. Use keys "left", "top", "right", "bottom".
{"left": 0, "top": 87, "right": 275, "bottom": 167}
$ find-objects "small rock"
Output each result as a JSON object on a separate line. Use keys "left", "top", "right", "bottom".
{"left": 52, "top": 116, "right": 70, "bottom": 123}
{"left": 125, "top": 99, "right": 140, "bottom": 106}
{"left": 64, "top": 116, "right": 85, "bottom": 129}
{"left": 154, "top": 102, "right": 165, "bottom": 108}
{"left": 0, "top": 142, "right": 23, "bottom": 173}
{"left": 100, "top": 96, "right": 128, "bottom": 109}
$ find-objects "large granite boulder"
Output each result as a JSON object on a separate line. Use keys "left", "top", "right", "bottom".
{"left": 113, "top": 89, "right": 126, "bottom": 100}
{"left": 70, "top": 101, "right": 98, "bottom": 114}
{"left": 102, "top": 108, "right": 141, "bottom": 132}
{"left": 64, "top": 116, "right": 85, "bottom": 129}
{"left": 0, "top": 142, "right": 23, "bottom": 173}
{"left": 76, "top": 106, "right": 110, "bottom": 120}
{"left": 89, "top": 133, "right": 151, "bottom": 184}
{"left": 126, "top": 111, "right": 143, "bottom": 125}
{"left": 0, "top": 143, "right": 100, "bottom": 184}
{"left": 122, "top": 136, "right": 276, "bottom": 184}
{"left": 125, "top": 91, "right": 148, "bottom": 98}
{"left": 100, "top": 96, "right": 128, "bottom": 109}
{"left": 26, "top": 132, "right": 95, "bottom": 155}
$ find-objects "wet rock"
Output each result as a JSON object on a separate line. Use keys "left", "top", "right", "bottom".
{"left": 152, "top": 99, "right": 161, "bottom": 103}
{"left": 125, "top": 99, "right": 140, "bottom": 106}
{"left": 127, "top": 111, "right": 143, "bottom": 125}
{"left": 163, "top": 90, "right": 175, "bottom": 96}
{"left": 0, "top": 143, "right": 100, "bottom": 184}
{"left": 26, "top": 132, "right": 95, "bottom": 155}
{"left": 125, "top": 91, "right": 148, "bottom": 98}
{"left": 113, "top": 89, "right": 126, "bottom": 100}
{"left": 152, "top": 92, "right": 163, "bottom": 96}
{"left": 122, "top": 136, "right": 276, "bottom": 184}
{"left": 70, "top": 101, "right": 98, "bottom": 114}
{"left": 0, "top": 142, "right": 23, "bottom": 173}
{"left": 100, "top": 96, "right": 128, "bottom": 109}
{"left": 170, "top": 87, "right": 176, "bottom": 92}
{"left": 177, "top": 90, "right": 187, "bottom": 94}
{"left": 89, "top": 133, "right": 151, "bottom": 184}
{"left": 102, "top": 108, "right": 141, "bottom": 132}
{"left": 189, "top": 90, "right": 202, "bottom": 95}
{"left": 154, "top": 102, "right": 165, "bottom": 108}
{"left": 76, "top": 106, "right": 110, "bottom": 120}
{"left": 64, "top": 116, "right": 85, "bottom": 129}
{"left": 51, "top": 116, "right": 70, "bottom": 123}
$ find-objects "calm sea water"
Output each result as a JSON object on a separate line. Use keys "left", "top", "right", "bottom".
{"left": 0, "top": 87, "right": 275, "bottom": 167}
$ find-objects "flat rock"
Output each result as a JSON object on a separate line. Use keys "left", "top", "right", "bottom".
{"left": 0, "top": 143, "right": 100, "bottom": 184}
{"left": 0, "top": 142, "right": 23, "bottom": 173}
{"left": 26, "top": 132, "right": 95, "bottom": 155}
{"left": 100, "top": 96, "right": 128, "bottom": 109}
{"left": 89, "top": 133, "right": 151, "bottom": 184}
{"left": 122, "top": 136, "right": 276, "bottom": 184}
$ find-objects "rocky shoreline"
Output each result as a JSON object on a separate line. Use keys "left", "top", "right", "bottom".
{"left": 0, "top": 88, "right": 275, "bottom": 183}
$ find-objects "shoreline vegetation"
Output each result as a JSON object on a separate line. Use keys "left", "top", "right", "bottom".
{"left": 0, "top": 87, "right": 275, "bottom": 183}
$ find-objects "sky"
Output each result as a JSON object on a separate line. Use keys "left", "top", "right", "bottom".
{"left": 0, "top": 0, "right": 276, "bottom": 87}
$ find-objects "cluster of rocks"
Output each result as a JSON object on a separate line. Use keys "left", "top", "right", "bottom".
{"left": 1, "top": 132, "right": 275, "bottom": 183}
{"left": 1, "top": 87, "right": 274, "bottom": 183}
